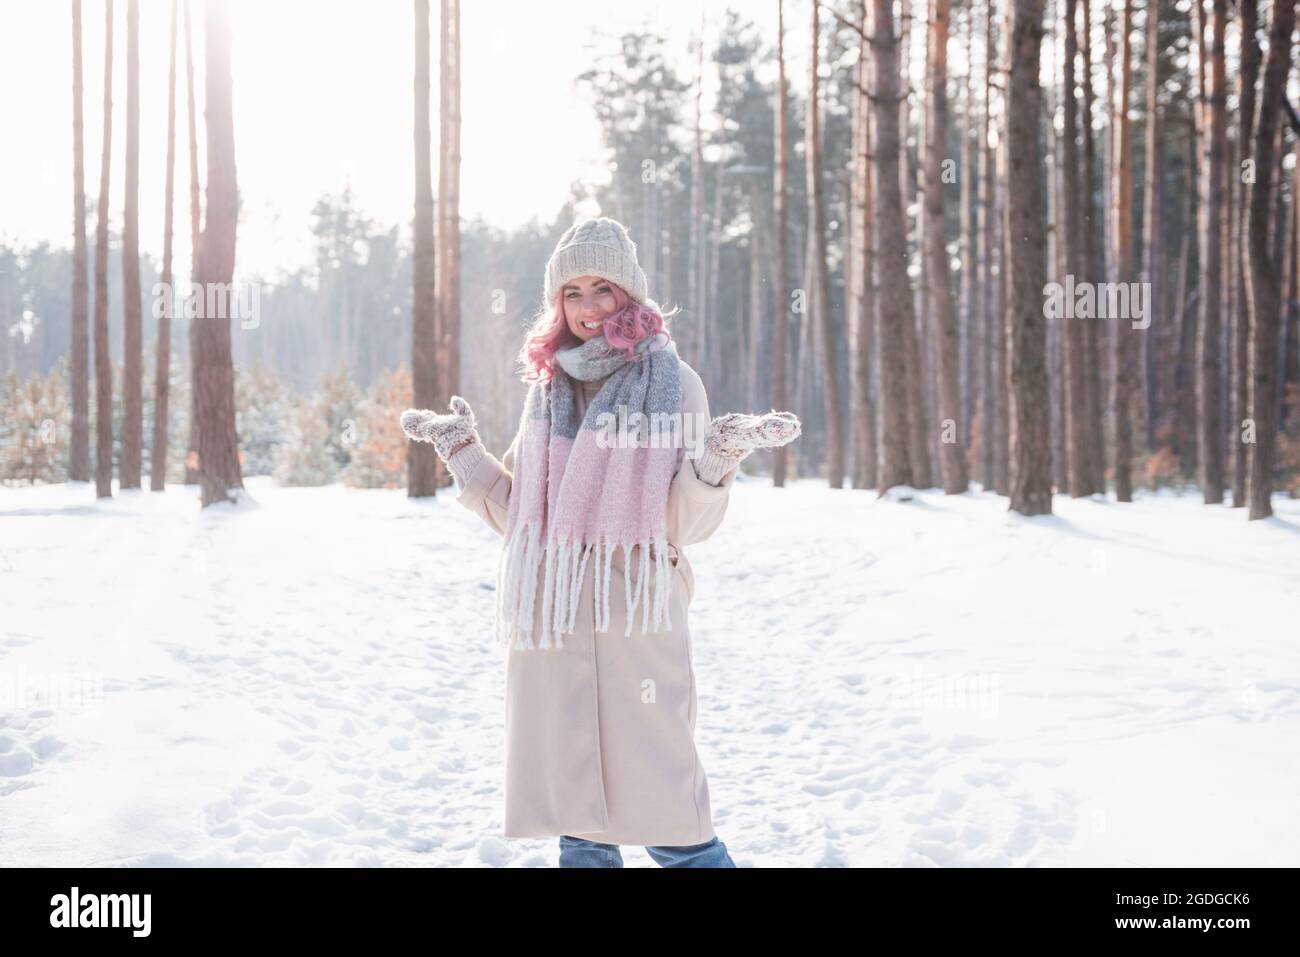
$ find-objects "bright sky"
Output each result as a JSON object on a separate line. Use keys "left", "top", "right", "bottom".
{"left": 1, "top": 0, "right": 792, "bottom": 280}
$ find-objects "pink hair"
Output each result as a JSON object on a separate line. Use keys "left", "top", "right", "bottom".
{"left": 517, "top": 281, "right": 678, "bottom": 384}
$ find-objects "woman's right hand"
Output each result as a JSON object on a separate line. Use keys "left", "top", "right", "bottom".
{"left": 400, "top": 395, "right": 481, "bottom": 463}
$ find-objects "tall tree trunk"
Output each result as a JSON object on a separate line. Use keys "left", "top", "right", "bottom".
{"left": 1245, "top": 0, "right": 1297, "bottom": 520}
{"left": 958, "top": 2, "right": 977, "bottom": 453}
{"left": 409, "top": 0, "right": 438, "bottom": 497}
{"left": 93, "top": 0, "right": 114, "bottom": 499}
{"left": 150, "top": 0, "right": 178, "bottom": 491}
{"left": 688, "top": 16, "right": 705, "bottom": 369}
{"left": 898, "top": 0, "right": 933, "bottom": 488}
{"left": 70, "top": 0, "right": 90, "bottom": 482}
{"left": 1062, "top": 0, "right": 1088, "bottom": 496}
{"left": 1198, "top": 0, "right": 1227, "bottom": 503}
{"left": 1232, "top": 0, "right": 1261, "bottom": 506}
{"left": 435, "top": 0, "right": 461, "bottom": 489}
{"left": 808, "top": 0, "right": 845, "bottom": 488}
{"left": 793, "top": 232, "right": 815, "bottom": 477}
{"left": 1176, "top": 117, "right": 1200, "bottom": 474}
{"left": 708, "top": 162, "right": 725, "bottom": 396}
{"left": 871, "top": 0, "right": 917, "bottom": 493}
{"left": 993, "top": 77, "right": 1010, "bottom": 495}
{"left": 1079, "top": 0, "right": 1105, "bottom": 494}
{"left": 120, "top": 0, "right": 143, "bottom": 489}
{"left": 851, "top": 0, "right": 877, "bottom": 489}
{"left": 980, "top": 0, "right": 998, "bottom": 490}
{"left": 1111, "top": 0, "right": 1136, "bottom": 501}
{"left": 747, "top": 179, "right": 767, "bottom": 412}
{"left": 1140, "top": 0, "right": 1162, "bottom": 453}
{"left": 1286, "top": 158, "right": 1300, "bottom": 408}
{"left": 183, "top": 0, "right": 201, "bottom": 485}
{"left": 772, "top": 0, "right": 792, "bottom": 487}
{"left": 1274, "top": 135, "right": 1293, "bottom": 429}
{"left": 192, "top": 0, "right": 244, "bottom": 507}
{"left": 1045, "top": 10, "right": 1064, "bottom": 494}
{"left": 1005, "top": 0, "right": 1053, "bottom": 515}
{"left": 924, "top": 0, "right": 968, "bottom": 492}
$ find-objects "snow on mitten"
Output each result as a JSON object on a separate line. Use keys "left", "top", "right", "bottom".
{"left": 695, "top": 410, "right": 802, "bottom": 484}
{"left": 399, "top": 395, "right": 480, "bottom": 464}
{"left": 705, "top": 410, "right": 801, "bottom": 458}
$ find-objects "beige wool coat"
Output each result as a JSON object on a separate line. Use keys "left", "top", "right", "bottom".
{"left": 454, "top": 357, "right": 738, "bottom": 846}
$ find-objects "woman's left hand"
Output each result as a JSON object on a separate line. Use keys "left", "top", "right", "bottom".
{"left": 704, "top": 410, "right": 802, "bottom": 460}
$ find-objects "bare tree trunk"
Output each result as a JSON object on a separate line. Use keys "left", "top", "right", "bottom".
{"left": 1198, "top": 0, "right": 1227, "bottom": 504}
{"left": 93, "top": 0, "right": 114, "bottom": 499}
{"left": 192, "top": 0, "right": 244, "bottom": 508}
{"left": 993, "top": 83, "right": 1010, "bottom": 495}
{"left": 409, "top": 0, "right": 438, "bottom": 497}
{"left": 1140, "top": 0, "right": 1162, "bottom": 453}
{"left": 688, "top": 15, "right": 705, "bottom": 369}
{"left": 150, "top": 0, "right": 178, "bottom": 491}
{"left": 807, "top": 0, "right": 845, "bottom": 488}
{"left": 851, "top": 0, "right": 877, "bottom": 489}
{"left": 1232, "top": 0, "right": 1261, "bottom": 506}
{"left": 1287, "top": 159, "right": 1300, "bottom": 410}
{"left": 120, "top": 0, "right": 143, "bottom": 489}
{"left": 707, "top": 162, "right": 725, "bottom": 395}
{"left": 980, "top": 0, "right": 997, "bottom": 490}
{"left": 793, "top": 233, "right": 814, "bottom": 478}
{"left": 1176, "top": 118, "right": 1200, "bottom": 474}
{"left": 747, "top": 180, "right": 766, "bottom": 412}
{"left": 1273, "top": 134, "right": 1293, "bottom": 427}
{"left": 1045, "top": 8, "right": 1064, "bottom": 493}
{"left": 958, "top": 2, "right": 977, "bottom": 454}
{"left": 1062, "top": 0, "right": 1087, "bottom": 496}
{"left": 434, "top": 0, "right": 461, "bottom": 489}
{"left": 1170, "top": 226, "right": 1193, "bottom": 451}
{"left": 183, "top": 0, "right": 201, "bottom": 485}
{"left": 871, "top": 0, "right": 916, "bottom": 493}
{"left": 1182, "top": 0, "right": 1207, "bottom": 482}
{"left": 924, "top": 0, "right": 968, "bottom": 492}
{"left": 658, "top": 200, "right": 669, "bottom": 315}
{"left": 70, "top": 0, "right": 90, "bottom": 482}
{"left": 644, "top": 142, "right": 659, "bottom": 294}
{"left": 1245, "top": 0, "right": 1296, "bottom": 520}
{"left": 898, "top": 0, "right": 933, "bottom": 489}
{"left": 1110, "top": 0, "right": 1136, "bottom": 501}
{"left": 772, "top": 0, "right": 792, "bottom": 487}
{"left": 1078, "top": 0, "right": 1105, "bottom": 494}
{"left": 1005, "top": 0, "right": 1053, "bottom": 515}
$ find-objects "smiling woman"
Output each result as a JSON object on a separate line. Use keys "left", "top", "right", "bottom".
{"left": 562, "top": 276, "right": 617, "bottom": 339}
{"left": 398, "top": 215, "right": 801, "bottom": 869}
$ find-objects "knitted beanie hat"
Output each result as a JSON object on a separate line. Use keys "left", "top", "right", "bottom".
{"left": 543, "top": 216, "right": 650, "bottom": 308}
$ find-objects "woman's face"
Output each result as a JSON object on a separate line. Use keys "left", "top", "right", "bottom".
{"left": 561, "top": 275, "right": 617, "bottom": 342}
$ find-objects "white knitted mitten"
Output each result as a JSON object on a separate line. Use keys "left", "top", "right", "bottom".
{"left": 400, "top": 395, "right": 481, "bottom": 464}
{"left": 695, "top": 410, "right": 802, "bottom": 484}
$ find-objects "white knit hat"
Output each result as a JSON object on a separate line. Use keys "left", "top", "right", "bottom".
{"left": 543, "top": 216, "right": 650, "bottom": 307}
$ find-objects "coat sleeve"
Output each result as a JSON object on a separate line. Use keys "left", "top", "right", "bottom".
{"left": 451, "top": 430, "right": 518, "bottom": 538}
{"left": 665, "top": 360, "right": 739, "bottom": 548}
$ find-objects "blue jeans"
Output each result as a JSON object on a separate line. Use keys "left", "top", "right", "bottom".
{"left": 558, "top": 833, "right": 736, "bottom": 867}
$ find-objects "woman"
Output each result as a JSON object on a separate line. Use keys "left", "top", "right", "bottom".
{"left": 401, "top": 217, "right": 800, "bottom": 867}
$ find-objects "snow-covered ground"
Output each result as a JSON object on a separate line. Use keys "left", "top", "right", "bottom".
{"left": 1, "top": 475, "right": 1297, "bottom": 867}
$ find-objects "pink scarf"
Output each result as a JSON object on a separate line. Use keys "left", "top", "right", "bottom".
{"left": 495, "top": 332, "right": 682, "bottom": 652}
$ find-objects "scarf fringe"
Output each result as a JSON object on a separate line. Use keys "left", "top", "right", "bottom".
{"left": 495, "top": 526, "right": 675, "bottom": 653}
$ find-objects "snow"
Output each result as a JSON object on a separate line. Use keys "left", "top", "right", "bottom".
{"left": 1, "top": 475, "right": 1298, "bottom": 867}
